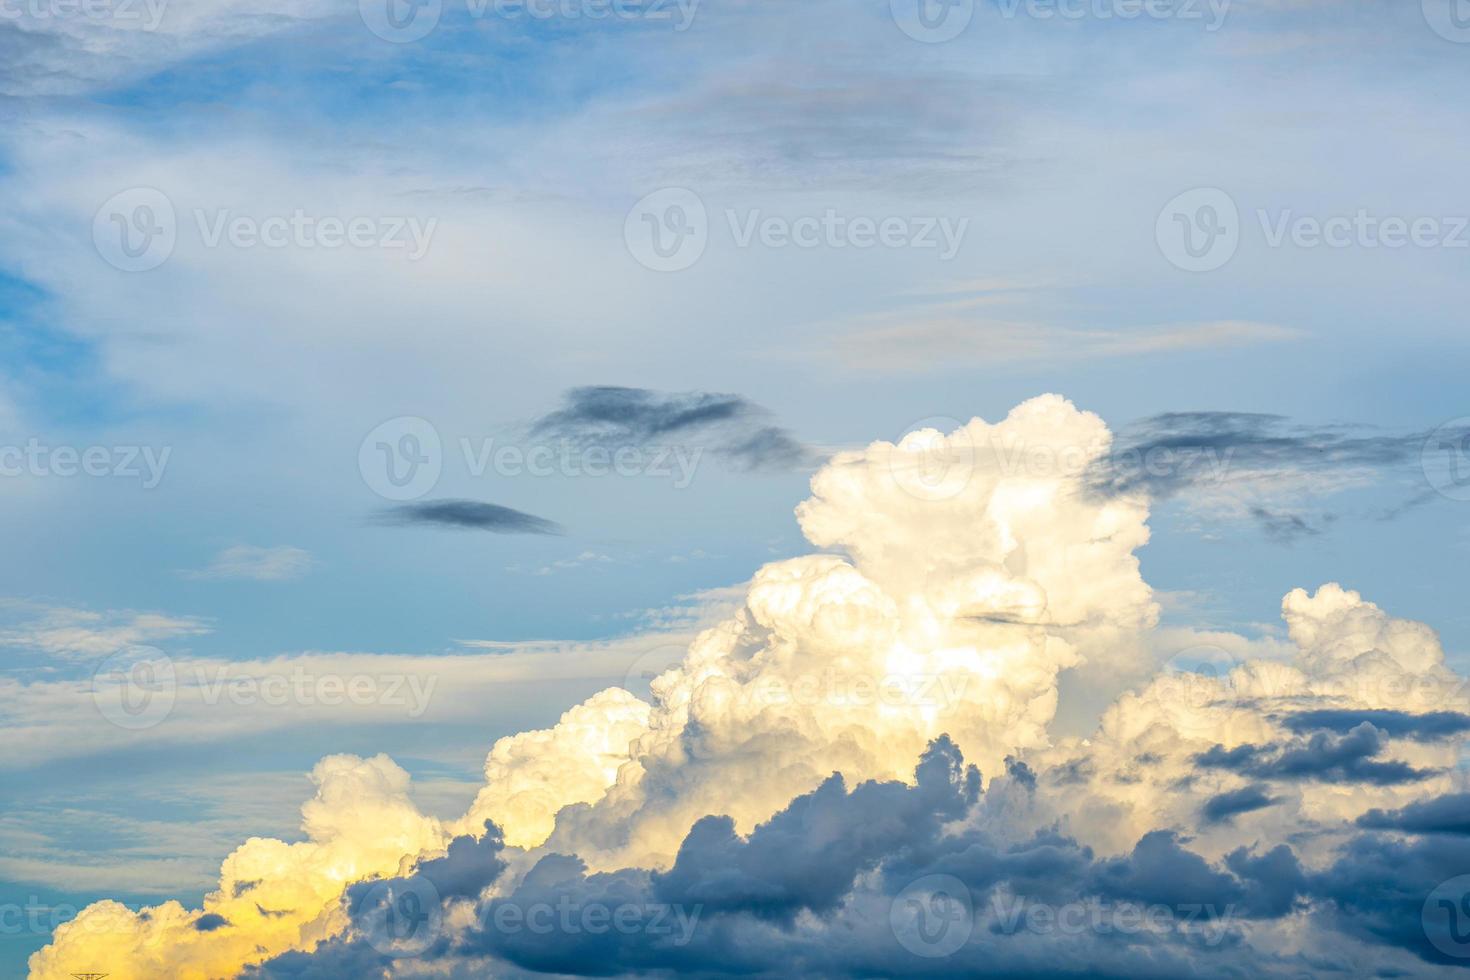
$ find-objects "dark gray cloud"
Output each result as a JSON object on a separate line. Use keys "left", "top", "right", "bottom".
{"left": 375, "top": 500, "right": 562, "bottom": 535}
{"left": 1194, "top": 723, "right": 1435, "bottom": 786}
{"left": 530, "top": 386, "right": 815, "bottom": 472}
{"left": 194, "top": 912, "right": 230, "bottom": 931}
{"left": 253, "top": 740, "right": 1423, "bottom": 980}
{"left": 1201, "top": 784, "right": 1280, "bottom": 825}
{"left": 1087, "top": 412, "right": 1469, "bottom": 540}
{"left": 1357, "top": 793, "right": 1470, "bottom": 836}
{"left": 1283, "top": 709, "right": 1470, "bottom": 742}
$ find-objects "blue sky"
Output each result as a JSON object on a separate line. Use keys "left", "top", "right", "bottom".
{"left": 4, "top": 0, "right": 1470, "bottom": 976}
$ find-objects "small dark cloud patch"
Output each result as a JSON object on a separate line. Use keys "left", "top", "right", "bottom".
{"left": 1283, "top": 709, "right": 1470, "bottom": 742}
{"left": 194, "top": 912, "right": 229, "bottom": 931}
{"left": 530, "top": 386, "right": 815, "bottom": 471}
{"left": 1194, "top": 724, "right": 1435, "bottom": 786}
{"left": 376, "top": 500, "right": 562, "bottom": 535}
{"left": 1357, "top": 793, "right": 1470, "bottom": 836}
{"left": 1202, "top": 784, "right": 1280, "bottom": 825}
{"left": 1249, "top": 506, "right": 1333, "bottom": 544}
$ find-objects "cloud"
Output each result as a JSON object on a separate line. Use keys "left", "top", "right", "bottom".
{"left": 823, "top": 307, "right": 1302, "bottom": 375}
{"left": 375, "top": 500, "right": 563, "bottom": 535}
{"left": 1201, "top": 783, "right": 1280, "bottom": 825}
{"left": 1357, "top": 793, "right": 1470, "bottom": 836}
{"left": 1195, "top": 724, "right": 1435, "bottom": 786}
{"left": 0, "top": 602, "right": 210, "bottom": 660}
{"left": 1248, "top": 505, "right": 1332, "bottom": 543}
{"left": 1092, "top": 411, "right": 1466, "bottom": 507}
{"left": 30, "top": 398, "right": 1470, "bottom": 980}
{"left": 184, "top": 545, "right": 315, "bottom": 582}
{"left": 1283, "top": 709, "right": 1470, "bottom": 742}
{"left": 529, "top": 386, "right": 816, "bottom": 472}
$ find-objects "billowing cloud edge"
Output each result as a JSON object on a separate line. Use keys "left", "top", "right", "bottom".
{"left": 30, "top": 394, "right": 1470, "bottom": 979}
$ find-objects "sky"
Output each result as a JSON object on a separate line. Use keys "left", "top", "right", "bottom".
{"left": 3, "top": 0, "right": 1470, "bottom": 977}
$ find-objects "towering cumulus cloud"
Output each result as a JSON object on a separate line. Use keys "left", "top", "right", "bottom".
{"left": 31, "top": 396, "right": 1470, "bottom": 979}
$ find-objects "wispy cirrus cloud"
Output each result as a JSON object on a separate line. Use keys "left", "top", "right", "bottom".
{"left": 0, "top": 601, "right": 209, "bottom": 660}
{"left": 183, "top": 545, "right": 315, "bottom": 582}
